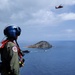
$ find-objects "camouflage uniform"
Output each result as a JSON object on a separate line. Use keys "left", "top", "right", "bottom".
{"left": 1, "top": 41, "right": 19, "bottom": 75}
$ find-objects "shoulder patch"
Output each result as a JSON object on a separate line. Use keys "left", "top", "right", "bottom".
{"left": 12, "top": 46, "right": 17, "bottom": 52}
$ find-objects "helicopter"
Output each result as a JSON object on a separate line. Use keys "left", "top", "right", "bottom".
{"left": 55, "top": 5, "right": 63, "bottom": 9}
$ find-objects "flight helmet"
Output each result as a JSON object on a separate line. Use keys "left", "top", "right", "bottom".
{"left": 4, "top": 25, "right": 21, "bottom": 40}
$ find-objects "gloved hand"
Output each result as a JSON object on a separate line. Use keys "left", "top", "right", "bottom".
{"left": 19, "top": 58, "right": 25, "bottom": 67}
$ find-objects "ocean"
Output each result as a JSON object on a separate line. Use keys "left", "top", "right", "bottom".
{"left": 8, "top": 41, "right": 75, "bottom": 75}
{"left": 19, "top": 41, "right": 75, "bottom": 75}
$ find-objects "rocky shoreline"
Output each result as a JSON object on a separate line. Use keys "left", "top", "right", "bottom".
{"left": 26, "top": 41, "right": 52, "bottom": 49}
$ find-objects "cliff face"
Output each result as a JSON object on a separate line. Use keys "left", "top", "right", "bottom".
{"left": 27, "top": 41, "right": 52, "bottom": 49}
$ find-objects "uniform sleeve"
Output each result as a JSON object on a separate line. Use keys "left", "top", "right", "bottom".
{"left": 7, "top": 42, "right": 20, "bottom": 75}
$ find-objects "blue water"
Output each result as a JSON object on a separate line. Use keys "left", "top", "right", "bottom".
{"left": 19, "top": 41, "right": 75, "bottom": 75}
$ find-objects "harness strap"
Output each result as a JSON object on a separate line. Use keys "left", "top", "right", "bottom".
{"left": 0, "top": 40, "right": 9, "bottom": 48}
{"left": 16, "top": 46, "right": 22, "bottom": 58}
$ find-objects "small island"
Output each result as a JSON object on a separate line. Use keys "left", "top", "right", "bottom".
{"left": 27, "top": 41, "right": 52, "bottom": 49}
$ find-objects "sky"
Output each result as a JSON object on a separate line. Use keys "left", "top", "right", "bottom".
{"left": 0, "top": 0, "right": 75, "bottom": 42}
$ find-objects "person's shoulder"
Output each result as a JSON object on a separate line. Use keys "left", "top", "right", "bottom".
{"left": 6, "top": 41, "right": 15, "bottom": 47}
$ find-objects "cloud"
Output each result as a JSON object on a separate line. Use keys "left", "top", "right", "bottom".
{"left": 64, "top": 0, "right": 75, "bottom": 5}
{"left": 64, "top": 29, "right": 74, "bottom": 33}
{"left": 25, "top": 10, "right": 57, "bottom": 25}
{"left": 10, "top": 9, "right": 60, "bottom": 26}
{"left": 0, "top": 0, "right": 75, "bottom": 24}
{"left": 59, "top": 13, "right": 75, "bottom": 20}
{"left": 0, "top": 0, "right": 75, "bottom": 41}
{"left": 42, "top": 28, "right": 75, "bottom": 40}
{"left": 0, "top": 0, "right": 9, "bottom": 10}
